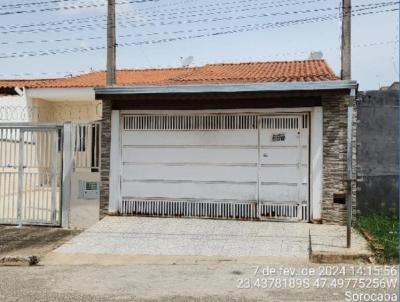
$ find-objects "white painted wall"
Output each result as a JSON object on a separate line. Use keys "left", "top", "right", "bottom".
{"left": 310, "top": 107, "right": 323, "bottom": 221}
{"left": 70, "top": 171, "right": 100, "bottom": 229}
{"left": 0, "top": 93, "right": 32, "bottom": 122}
{"left": 0, "top": 94, "right": 26, "bottom": 107}
{"left": 109, "top": 110, "right": 121, "bottom": 213}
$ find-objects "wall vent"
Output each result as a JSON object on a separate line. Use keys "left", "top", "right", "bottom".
{"left": 261, "top": 117, "right": 299, "bottom": 129}
{"left": 123, "top": 115, "right": 258, "bottom": 130}
{"left": 124, "top": 114, "right": 309, "bottom": 131}
{"left": 120, "top": 199, "right": 308, "bottom": 222}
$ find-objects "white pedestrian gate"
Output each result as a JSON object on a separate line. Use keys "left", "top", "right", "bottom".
{"left": 0, "top": 125, "right": 62, "bottom": 226}
{"left": 119, "top": 113, "right": 309, "bottom": 221}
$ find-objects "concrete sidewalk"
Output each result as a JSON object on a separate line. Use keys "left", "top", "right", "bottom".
{"left": 45, "top": 217, "right": 372, "bottom": 265}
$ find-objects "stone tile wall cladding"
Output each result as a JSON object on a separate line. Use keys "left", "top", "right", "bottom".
{"left": 100, "top": 100, "right": 112, "bottom": 218}
{"left": 99, "top": 96, "right": 356, "bottom": 224}
{"left": 321, "top": 95, "right": 357, "bottom": 225}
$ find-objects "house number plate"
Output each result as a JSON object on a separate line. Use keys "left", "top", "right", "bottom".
{"left": 272, "top": 133, "right": 286, "bottom": 142}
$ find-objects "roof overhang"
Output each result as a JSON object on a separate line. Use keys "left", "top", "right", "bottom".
{"left": 95, "top": 80, "right": 358, "bottom": 96}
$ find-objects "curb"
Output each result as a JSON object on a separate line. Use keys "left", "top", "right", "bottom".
{"left": 0, "top": 256, "right": 39, "bottom": 266}
{"left": 359, "top": 228, "right": 384, "bottom": 252}
{"left": 310, "top": 251, "right": 372, "bottom": 264}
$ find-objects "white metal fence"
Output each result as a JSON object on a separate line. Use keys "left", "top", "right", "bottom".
{"left": 0, "top": 122, "right": 101, "bottom": 227}
{"left": 0, "top": 125, "right": 62, "bottom": 226}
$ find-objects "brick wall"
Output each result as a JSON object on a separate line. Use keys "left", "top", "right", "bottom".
{"left": 100, "top": 100, "right": 112, "bottom": 218}
{"left": 321, "top": 95, "right": 356, "bottom": 224}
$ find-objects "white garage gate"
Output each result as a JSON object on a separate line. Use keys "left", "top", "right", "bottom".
{"left": 119, "top": 113, "right": 309, "bottom": 221}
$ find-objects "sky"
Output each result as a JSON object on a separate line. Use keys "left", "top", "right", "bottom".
{"left": 0, "top": 0, "right": 398, "bottom": 90}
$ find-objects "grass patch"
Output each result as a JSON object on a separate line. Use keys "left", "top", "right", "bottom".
{"left": 355, "top": 215, "right": 399, "bottom": 264}
{"left": 0, "top": 226, "right": 80, "bottom": 257}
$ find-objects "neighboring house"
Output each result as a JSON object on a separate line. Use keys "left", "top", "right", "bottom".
{"left": 0, "top": 78, "right": 103, "bottom": 229}
{"left": 379, "top": 82, "right": 399, "bottom": 91}
{"left": 0, "top": 59, "right": 358, "bottom": 226}
{"left": 0, "top": 78, "right": 101, "bottom": 123}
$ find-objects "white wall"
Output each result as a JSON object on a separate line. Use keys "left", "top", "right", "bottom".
{"left": 109, "top": 110, "right": 121, "bottom": 213}
{"left": 310, "top": 107, "right": 323, "bottom": 222}
{"left": 70, "top": 171, "right": 100, "bottom": 229}
{"left": 0, "top": 94, "right": 31, "bottom": 122}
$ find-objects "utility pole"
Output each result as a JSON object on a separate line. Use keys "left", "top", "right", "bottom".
{"left": 341, "top": 0, "right": 352, "bottom": 248}
{"left": 341, "top": 0, "right": 351, "bottom": 80}
{"left": 107, "top": 0, "right": 116, "bottom": 86}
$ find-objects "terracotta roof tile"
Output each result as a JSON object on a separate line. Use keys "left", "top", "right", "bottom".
{"left": 0, "top": 60, "right": 338, "bottom": 89}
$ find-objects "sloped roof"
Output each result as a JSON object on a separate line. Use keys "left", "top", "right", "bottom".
{"left": 0, "top": 60, "right": 338, "bottom": 89}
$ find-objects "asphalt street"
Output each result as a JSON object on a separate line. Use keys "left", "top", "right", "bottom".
{"left": 0, "top": 263, "right": 398, "bottom": 302}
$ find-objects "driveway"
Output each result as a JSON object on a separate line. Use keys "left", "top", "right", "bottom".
{"left": 47, "top": 217, "right": 370, "bottom": 263}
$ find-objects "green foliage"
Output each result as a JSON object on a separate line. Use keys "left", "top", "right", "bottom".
{"left": 355, "top": 215, "right": 399, "bottom": 264}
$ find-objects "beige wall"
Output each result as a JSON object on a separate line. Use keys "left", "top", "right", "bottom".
{"left": 32, "top": 99, "right": 102, "bottom": 123}
{"left": 0, "top": 94, "right": 102, "bottom": 123}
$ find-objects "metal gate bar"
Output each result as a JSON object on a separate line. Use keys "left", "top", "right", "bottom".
{"left": 120, "top": 199, "right": 309, "bottom": 222}
{"left": 0, "top": 125, "right": 62, "bottom": 226}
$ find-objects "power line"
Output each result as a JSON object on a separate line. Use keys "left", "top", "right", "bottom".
{"left": 0, "top": 0, "right": 194, "bottom": 10}
{"left": 0, "top": 6, "right": 397, "bottom": 59}
{"left": 0, "top": 70, "right": 88, "bottom": 78}
{"left": 0, "top": 0, "right": 347, "bottom": 45}
{"left": 0, "top": 0, "right": 159, "bottom": 16}
{"left": 0, "top": 0, "right": 395, "bottom": 37}
{"left": 0, "top": 39, "right": 398, "bottom": 79}
{"left": 1, "top": 5, "right": 394, "bottom": 53}
{"left": 0, "top": 0, "right": 397, "bottom": 47}
{"left": 0, "top": 0, "right": 94, "bottom": 9}
{"left": 0, "top": 0, "right": 196, "bottom": 30}
{"left": 0, "top": 0, "right": 69, "bottom": 9}
{"left": 0, "top": 0, "right": 333, "bottom": 33}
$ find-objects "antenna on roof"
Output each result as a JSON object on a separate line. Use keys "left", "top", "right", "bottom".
{"left": 308, "top": 51, "right": 324, "bottom": 60}
{"left": 180, "top": 56, "right": 194, "bottom": 67}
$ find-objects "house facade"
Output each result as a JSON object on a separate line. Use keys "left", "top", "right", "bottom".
{"left": 95, "top": 60, "right": 357, "bottom": 225}
{"left": 0, "top": 59, "right": 357, "bottom": 226}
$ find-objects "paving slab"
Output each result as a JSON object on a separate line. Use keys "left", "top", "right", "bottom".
{"left": 46, "top": 216, "right": 371, "bottom": 264}
{"left": 309, "top": 224, "right": 373, "bottom": 263}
